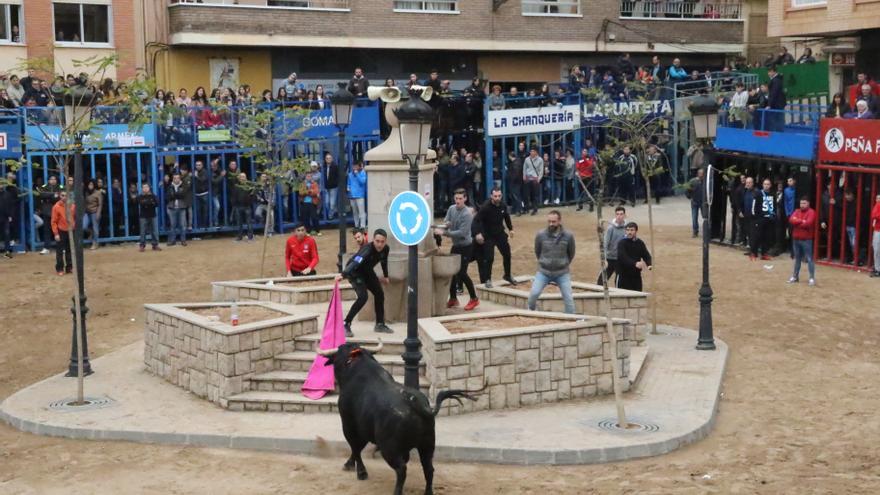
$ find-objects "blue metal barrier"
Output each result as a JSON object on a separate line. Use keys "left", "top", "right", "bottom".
{"left": 716, "top": 104, "right": 823, "bottom": 161}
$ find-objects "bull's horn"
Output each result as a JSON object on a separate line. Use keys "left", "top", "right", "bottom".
{"left": 362, "top": 339, "right": 383, "bottom": 354}
{"left": 316, "top": 343, "right": 338, "bottom": 357}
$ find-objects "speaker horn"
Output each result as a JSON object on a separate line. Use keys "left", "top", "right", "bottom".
{"left": 409, "top": 85, "right": 434, "bottom": 102}
{"left": 367, "top": 86, "right": 402, "bottom": 103}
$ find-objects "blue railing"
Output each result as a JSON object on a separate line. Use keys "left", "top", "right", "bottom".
{"left": 715, "top": 104, "right": 823, "bottom": 161}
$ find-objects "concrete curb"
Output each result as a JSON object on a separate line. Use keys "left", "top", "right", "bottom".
{"left": 0, "top": 326, "right": 727, "bottom": 465}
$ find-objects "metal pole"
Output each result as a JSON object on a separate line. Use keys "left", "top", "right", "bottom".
{"left": 402, "top": 156, "right": 422, "bottom": 389}
{"left": 336, "top": 126, "right": 348, "bottom": 273}
{"left": 67, "top": 132, "right": 93, "bottom": 378}
{"left": 696, "top": 142, "right": 716, "bottom": 351}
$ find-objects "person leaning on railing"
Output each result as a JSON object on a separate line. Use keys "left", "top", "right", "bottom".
{"left": 825, "top": 93, "right": 850, "bottom": 119}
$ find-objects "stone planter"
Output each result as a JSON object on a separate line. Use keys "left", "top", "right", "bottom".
{"left": 143, "top": 302, "right": 318, "bottom": 406}
{"left": 211, "top": 274, "right": 354, "bottom": 305}
{"left": 419, "top": 309, "right": 635, "bottom": 416}
{"left": 477, "top": 275, "right": 649, "bottom": 345}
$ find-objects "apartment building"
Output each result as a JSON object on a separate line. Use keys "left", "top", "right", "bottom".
{"left": 0, "top": 0, "right": 142, "bottom": 80}
{"left": 768, "top": 0, "right": 880, "bottom": 93}
{"left": 152, "top": 0, "right": 747, "bottom": 93}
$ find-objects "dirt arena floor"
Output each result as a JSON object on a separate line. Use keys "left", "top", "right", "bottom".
{"left": 1, "top": 198, "right": 879, "bottom": 494}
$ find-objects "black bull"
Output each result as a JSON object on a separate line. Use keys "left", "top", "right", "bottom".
{"left": 318, "top": 342, "right": 475, "bottom": 495}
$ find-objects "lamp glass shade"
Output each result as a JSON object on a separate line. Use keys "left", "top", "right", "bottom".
{"left": 689, "top": 95, "right": 719, "bottom": 140}
{"left": 330, "top": 85, "right": 355, "bottom": 127}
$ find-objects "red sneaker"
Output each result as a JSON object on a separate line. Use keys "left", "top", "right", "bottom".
{"left": 464, "top": 299, "right": 480, "bottom": 311}
{"left": 446, "top": 298, "right": 459, "bottom": 308}
{"left": 749, "top": 254, "right": 757, "bottom": 261}
{"left": 56, "top": 271, "right": 64, "bottom": 276}
{"left": 139, "top": 245, "right": 145, "bottom": 252}
{"left": 761, "top": 254, "right": 772, "bottom": 261}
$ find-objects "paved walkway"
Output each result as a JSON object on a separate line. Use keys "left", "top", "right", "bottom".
{"left": 0, "top": 326, "right": 726, "bottom": 465}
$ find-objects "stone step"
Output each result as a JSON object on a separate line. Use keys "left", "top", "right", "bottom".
{"left": 225, "top": 391, "right": 339, "bottom": 413}
{"left": 274, "top": 351, "right": 426, "bottom": 377}
{"left": 294, "top": 334, "right": 406, "bottom": 355}
{"left": 247, "top": 370, "right": 430, "bottom": 394}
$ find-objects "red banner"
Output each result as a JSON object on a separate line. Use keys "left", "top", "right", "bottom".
{"left": 819, "top": 118, "right": 880, "bottom": 166}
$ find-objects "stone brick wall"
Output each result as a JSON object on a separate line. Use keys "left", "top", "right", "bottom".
{"left": 421, "top": 315, "right": 634, "bottom": 416}
{"left": 477, "top": 281, "right": 649, "bottom": 346}
{"left": 211, "top": 278, "right": 355, "bottom": 305}
{"left": 169, "top": 2, "right": 742, "bottom": 46}
{"left": 143, "top": 303, "right": 317, "bottom": 406}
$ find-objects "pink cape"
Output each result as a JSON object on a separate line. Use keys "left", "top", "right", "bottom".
{"left": 301, "top": 282, "right": 346, "bottom": 400}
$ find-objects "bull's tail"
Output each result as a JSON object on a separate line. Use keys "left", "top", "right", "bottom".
{"left": 432, "top": 390, "right": 478, "bottom": 417}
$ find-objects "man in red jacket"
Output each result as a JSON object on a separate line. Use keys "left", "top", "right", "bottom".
{"left": 788, "top": 196, "right": 817, "bottom": 286}
{"left": 848, "top": 72, "right": 880, "bottom": 107}
{"left": 871, "top": 193, "right": 880, "bottom": 277}
{"left": 285, "top": 223, "right": 319, "bottom": 277}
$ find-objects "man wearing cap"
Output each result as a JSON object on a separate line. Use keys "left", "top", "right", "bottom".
{"left": 336, "top": 228, "right": 392, "bottom": 336}
{"left": 285, "top": 223, "right": 319, "bottom": 277}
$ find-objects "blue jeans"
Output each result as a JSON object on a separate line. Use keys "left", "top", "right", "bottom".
{"left": 83, "top": 212, "right": 100, "bottom": 245}
{"left": 167, "top": 208, "right": 186, "bottom": 243}
{"left": 212, "top": 196, "right": 221, "bottom": 226}
{"left": 195, "top": 194, "right": 210, "bottom": 228}
{"left": 691, "top": 204, "right": 701, "bottom": 235}
{"left": 792, "top": 239, "right": 815, "bottom": 280}
{"left": 527, "top": 271, "right": 575, "bottom": 314}
{"left": 139, "top": 217, "right": 159, "bottom": 246}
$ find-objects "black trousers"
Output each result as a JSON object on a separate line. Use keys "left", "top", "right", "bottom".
{"left": 0, "top": 217, "right": 10, "bottom": 253}
{"left": 291, "top": 269, "right": 317, "bottom": 277}
{"left": 507, "top": 180, "right": 523, "bottom": 214}
{"left": 596, "top": 259, "right": 619, "bottom": 286}
{"left": 345, "top": 273, "right": 385, "bottom": 325}
{"left": 55, "top": 231, "right": 72, "bottom": 272}
{"left": 750, "top": 217, "right": 774, "bottom": 256}
{"left": 617, "top": 269, "right": 643, "bottom": 292}
{"left": 450, "top": 244, "right": 476, "bottom": 300}
{"left": 524, "top": 180, "right": 540, "bottom": 213}
{"left": 730, "top": 210, "right": 741, "bottom": 244}
{"left": 479, "top": 235, "right": 512, "bottom": 282}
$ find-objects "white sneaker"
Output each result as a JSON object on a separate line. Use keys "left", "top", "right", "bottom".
{"left": 787, "top": 277, "right": 798, "bottom": 284}
{"left": 808, "top": 278, "right": 815, "bottom": 287}
{"left": 39, "top": 248, "right": 49, "bottom": 255}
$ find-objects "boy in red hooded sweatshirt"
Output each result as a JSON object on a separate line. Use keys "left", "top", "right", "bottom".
{"left": 285, "top": 223, "right": 319, "bottom": 277}
{"left": 871, "top": 194, "right": 880, "bottom": 277}
{"left": 788, "top": 196, "right": 817, "bottom": 286}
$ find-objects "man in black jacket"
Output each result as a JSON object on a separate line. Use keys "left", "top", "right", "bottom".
{"left": 209, "top": 159, "right": 226, "bottom": 227}
{"left": 347, "top": 67, "right": 370, "bottom": 98}
{"left": 474, "top": 187, "right": 516, "bottom": 287}
{"left": 729, "top": 175, "right": 745, "bottom": 245}
{"left": 192, "top": 160, "right": 210, "bottom": 229}
{"left": 506, "top": 151, "right": 523, "bottom": 215}
{"left": 229, "top": 172, "right": 255, "bottom": 242}
{"left": 335, "top": 229, "right": 392, "bottom": 337}
{"left": 321, "top": 151, "right": 339, "bottom": 219}
{"left": 37, "top": 175, "right": 61, "bottom": 252}
{"left": 137, "top": 183, "right": 161, "bottom": 252}
{"left": 767, "top": 65, "right": 786, "bottom": 132}
{"left": 616, "top": 222, "right": 652, "bottom": 292}
{"left": 165, "top": 172, "right": 191, "bottom": 247}
{"left": 0, "top": 174, "right": 18, "bottom": 259}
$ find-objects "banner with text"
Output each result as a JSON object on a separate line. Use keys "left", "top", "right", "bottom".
{"left": 25, "top": 123, "right": 156, "bottom": 151}
{"left": 487, "top": 105, "right": 581, "bottom": 137}
{"left": 819, "top": 118, "right": 880, "bottom": 166}
{"left": 582, "top": 99, "right": 673, "bottom": 122}
{"left": 280, "top": 105, "right": 380, "bottom": 140}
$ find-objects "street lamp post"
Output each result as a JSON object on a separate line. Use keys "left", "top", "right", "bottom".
{"left": 395, "top": 90, "right": 434, "bottom": 388}
{"left": 63, "top": 83, "right": 96, "bottom": 379}
{"left": 689, "top": 96, "right": 720, "bottom": 351}
{"left": 331, "top": 84, "right": 355, "bottom": 273}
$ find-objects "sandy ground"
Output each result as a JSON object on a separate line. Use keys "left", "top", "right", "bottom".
{"left": 1, "top": 198, "right": 879, "bottom": 494}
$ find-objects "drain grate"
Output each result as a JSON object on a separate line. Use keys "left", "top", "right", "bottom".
{"left": 596, "top": 419, "right": 661, "bottom": 433}
{"left": 48, "top": 396, "right": 116, "bottom": 412}
{"left": 655, "top": 330, "right": 684, "bottom": 338}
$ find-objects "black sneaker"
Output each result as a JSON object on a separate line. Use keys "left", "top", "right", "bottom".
{"left": 344, "top": 322, "right": 353, "bottom": 338}
{"left": 503, "top": 275, "right": 518, "bottom": 286}
{"left": 870, "top": 271, "right": 880, "bottom": 278}
{"left": 374, "top": 323, "right": 393, "bottom": 334}
{"left": 3, "top": 252, "right": 12, "bottom": 259}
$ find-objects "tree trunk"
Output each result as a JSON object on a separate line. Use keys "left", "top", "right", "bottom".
{"left": 643, "top": 174, "right": 658, "bottom": 336}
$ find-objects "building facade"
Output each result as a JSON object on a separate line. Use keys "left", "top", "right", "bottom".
{"left": 768, "top": 0, "right": 880, "bottom": 94}
{"left": 153, "top": 0, "right": 746, "bottom": 92}
{"left": 0, "top": 0, "right": 141, "bottom": 80}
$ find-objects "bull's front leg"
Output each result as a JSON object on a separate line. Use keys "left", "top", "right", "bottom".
{"left": 341, "top": 423, "right": 369, "bottom": 480}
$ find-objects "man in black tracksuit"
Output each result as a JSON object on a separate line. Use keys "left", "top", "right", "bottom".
{"left": 473, "top": 187, "right": 515, "bottom": 288}
{"left": 336, "top": 229, "right": 392, "bottom": 337}
{"left": 617, "top": 222, "right": 652, "bottom": 292}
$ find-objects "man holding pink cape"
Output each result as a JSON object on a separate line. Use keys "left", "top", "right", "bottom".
{"left": 301, "top": 282, "right": 346, "bottom": 400}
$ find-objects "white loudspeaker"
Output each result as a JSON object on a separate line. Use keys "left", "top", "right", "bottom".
{"left": 367, "top": 86, "right": 402, "bottom": 103}
{"left": 409, "top": 85, "right": 434, "bottom": 101}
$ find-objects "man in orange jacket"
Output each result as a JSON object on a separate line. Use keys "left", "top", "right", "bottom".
{"left": 285, "top": 223, "right": 319, "bottom": 277}
{"left": 51, "top": 191, "right": 75, "bottom": 276}
{"left": 871, "top": 193, "right": 880, "bottom": 277}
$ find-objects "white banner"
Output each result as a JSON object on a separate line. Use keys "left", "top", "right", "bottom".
{"left": 582, "top": 100, "right": 673, "bottom": 119}
{"left": 487, "top": 104, "right": 581, "bottom": 137}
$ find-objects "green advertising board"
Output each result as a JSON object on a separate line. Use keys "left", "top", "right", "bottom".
{"left": 198, "top": 129, "right": 233, "bottom": 143}
{"left": 745, "top": 61, "right": 829, "bottom": 100}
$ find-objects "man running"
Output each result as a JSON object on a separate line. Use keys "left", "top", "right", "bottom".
{"left": 597, "top": 206, "right": 627, "bottom": 286}
{"left": 336, "top": 229, "right": 392, "bottom": 337}
{"left": 436, "top": 189, "right": 479, "bottom": 311}
{"left": 616, "top": 222, "right": 652, "bottom": 292}
{"left": 527, "top": 210, "right": 576, "bottom": 313}
{"left": 285, "top": 223, "right": 319, "bottom": 277}
{"left": 473, "top": 187, "right": 516, "bottom": 288}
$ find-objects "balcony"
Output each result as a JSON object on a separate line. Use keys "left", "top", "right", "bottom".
{"left": 619, "top": 0, "right": 742, "bottom": 20}
{"left": 169, "top": 0, "right": 350, "bottom": 10}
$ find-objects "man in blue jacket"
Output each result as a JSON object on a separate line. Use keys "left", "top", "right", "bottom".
{"left": 783, "top": 177, "right": 797, "bottom": 256}
{"left": 347, "top": 160, "right": 367, "bottom": 229}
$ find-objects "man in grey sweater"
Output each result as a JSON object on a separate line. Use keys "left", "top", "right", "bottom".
{"left": 527, "top": 210, "right": 576, "bottom": 313}
{"left": 597, "top": 206, "right": 627, "bottom": 286}
{"left": 436, "top": 189, "right": 479, "bottom": 311}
